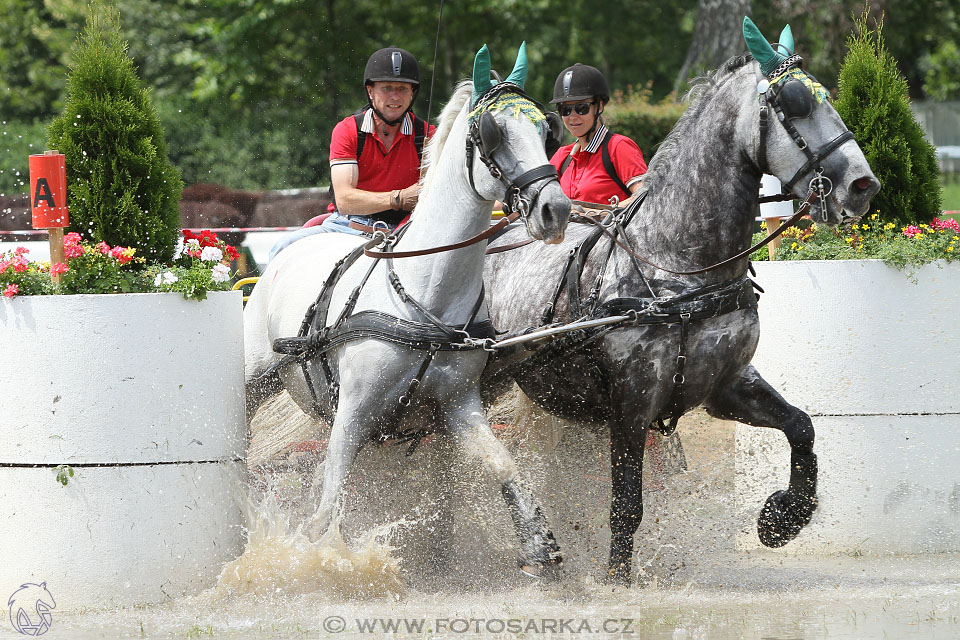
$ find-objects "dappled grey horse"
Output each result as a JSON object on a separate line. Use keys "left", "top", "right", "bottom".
{"left": 244, "top": 44, "right": 571, "bottom": 576}
{"left": 483, "top": 20, "right": 880, "bottom": 584}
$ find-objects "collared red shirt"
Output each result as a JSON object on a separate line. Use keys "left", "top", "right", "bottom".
{"left": 549, "top": 124, "right": 647, "bottom": 205}
{"left": 329, "top": 111, "right": 436, "bottom": 194}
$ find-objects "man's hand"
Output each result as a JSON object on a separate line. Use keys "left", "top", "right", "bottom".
{"left": 398, "top": 184, "right": 421, "bottom": 211}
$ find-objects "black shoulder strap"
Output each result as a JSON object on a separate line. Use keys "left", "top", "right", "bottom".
{"left": 558, "top": 154, "right": 573, "bottom": 177}
{"left": 601, "top": 130, "right": 631, "bottom": 198}
{"left": 354, "top": 111, "right": 367, "bottom": 159}
{"left": 412, "top": 116, "right": 427, "bottom": 164}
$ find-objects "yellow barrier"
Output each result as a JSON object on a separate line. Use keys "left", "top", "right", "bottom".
{"left": 232, "top": 277, "right": 260, "bottom": 303}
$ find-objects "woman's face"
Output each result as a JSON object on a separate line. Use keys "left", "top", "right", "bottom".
{"left": 558, "top": 100, "right": 599, "bottom": 139}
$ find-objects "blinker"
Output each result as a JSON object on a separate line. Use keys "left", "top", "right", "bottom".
{"left": 545, "top": 111, "right": 563, "bottom": 156}
{"left": 775, "top": 79, "right": 814, "bottom": 120}
{"left": 478, "top": 111, "right": 502, "bottom": 153}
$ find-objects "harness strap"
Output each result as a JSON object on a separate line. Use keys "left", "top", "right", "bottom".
{"left": 656, "top": 312, "right": 692, "bottom": 436}
{"left": 782, "top": 130, "right": 854, "bottom": 191}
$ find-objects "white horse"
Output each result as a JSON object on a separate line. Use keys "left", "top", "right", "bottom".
{"left": 244, "top": 44, "right": 570, "bottom": 576}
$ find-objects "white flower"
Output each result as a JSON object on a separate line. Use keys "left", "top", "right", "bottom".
{"left": 186, "top": 238, "right": 201, "bottom": 250}
{"left": 173, "top": 236, "right": 185, "bottom": 260}
{"left": 154, "top": 271, "right": 179, "bottom": 287}
{"left": 200, "top": 246, "right": 223, "bottom": 262}
{"left": 211, "top": 263, "right": 230, "bottom": 283}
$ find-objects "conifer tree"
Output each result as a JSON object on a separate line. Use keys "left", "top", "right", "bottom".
{"left": 834, "top": 11, "right": 941, "bottom": 227}
{"left": 47, "top": 1, "right": 183, "bottom": 263}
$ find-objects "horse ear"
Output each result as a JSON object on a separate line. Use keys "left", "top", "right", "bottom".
{"left": 778, "top": 24, "right": 795, "bottom": 56}
{"left": 743, "top": 16, "right": 785, "bottom": 77}
{"left": 473, "top": 44, "right": 493, "bottom": 107}
{"left": 504, "top": 41, "right": 528, "bottom": 89}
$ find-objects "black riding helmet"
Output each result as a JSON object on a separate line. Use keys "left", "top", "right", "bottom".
{"left": 551, "top": 63, "right": 609, "bottom": 105}
{"left": 363, "top": 47, "right": 420, "bottom": 126}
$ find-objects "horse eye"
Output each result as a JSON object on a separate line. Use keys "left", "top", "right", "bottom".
{"left": 777, "top": 79, "right": 814, "bottom": 120}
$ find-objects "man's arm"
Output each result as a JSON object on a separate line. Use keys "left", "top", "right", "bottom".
{"left": 330, "top": 162, "right": 420, "bottom": 216}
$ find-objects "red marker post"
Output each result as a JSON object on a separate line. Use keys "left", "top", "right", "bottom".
{"left": 29, "top": 150, "right": 69, "bottom": 284}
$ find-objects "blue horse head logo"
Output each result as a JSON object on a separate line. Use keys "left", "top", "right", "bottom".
{"left": 8, "top": 582, "right": 56, "bottom": 636}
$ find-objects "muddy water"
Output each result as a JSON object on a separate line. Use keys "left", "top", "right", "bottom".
{"left": 25, "top": 401, "right": 960, "bottom": 639}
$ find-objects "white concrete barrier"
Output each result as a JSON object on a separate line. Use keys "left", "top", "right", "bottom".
{"left": 737, "top": 260, "right": 960, "bottom": 553}
{"left": 0, "top": 291, "right": 246, "bottom": 608}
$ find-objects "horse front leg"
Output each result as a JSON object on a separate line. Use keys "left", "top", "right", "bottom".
{"left": 441, "top": 392, "right": 562, "bottom": 579}
{"left": 705, "top": 364, "right": 818, "bottom": 548}
{"left": 607, "top": 395, "right": 650, "bottom": 585}
{"left": 305, "top": 390, "right": 377, "bottom": 543}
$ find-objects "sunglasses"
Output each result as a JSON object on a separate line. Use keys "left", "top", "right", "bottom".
{"left": 557, "top": 101, "right": 595, "bottom": 117}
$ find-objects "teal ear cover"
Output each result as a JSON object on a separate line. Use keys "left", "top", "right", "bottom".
{"left": 472, "top": 44, "right": 493, "bottom": 107}
{"left": 504, "top": 41, "right": 528, "bottom": 89}
{"left": 778, "top": 24, "right": 795, "bottom": 56}
{"left": 743, "top": 16, "right": 786, "bottom": 76}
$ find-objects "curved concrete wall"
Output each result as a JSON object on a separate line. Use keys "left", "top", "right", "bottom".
{"left": 736, "top": 260, "right": 960, "bottom": 553}
{"left": 0, "top": 291, "right": 246, "bottom": 608}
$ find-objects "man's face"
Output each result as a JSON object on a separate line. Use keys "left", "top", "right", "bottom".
{"left": 368, "top": 82, "right": 414, "bottom": 123}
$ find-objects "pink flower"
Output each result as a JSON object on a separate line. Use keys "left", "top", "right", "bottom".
{"left": 0, "top": 259, "right": 10, "bottom": 273}
{"left": 50, "top": 262, "right": 69, "bottom": 276}
{"left": 64, "top": 232, "right": 82, "bottom": 245}
{"left": 64, "top": 242, "right": 85, "bottom": 259}
{"left": 110, "top": 246, "right": 135, "bottom": 265}
{"left": 12, "top": 256, "right": 29, "bottom": 273}
{"left": 14, "top": 246, "right": 29, "bottom": 256}
{"left": 3, "top": 283, "right": 18, "bottom": 298}
{"left": 95, "top": 241, "right": 110, "bottom": 255}
{"left": 903, "top": 225, "right": 922, "bottom": 239}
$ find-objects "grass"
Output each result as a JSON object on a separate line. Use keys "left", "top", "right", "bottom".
{"left": 941, "top": 178, "right": 960, "bottom": 213}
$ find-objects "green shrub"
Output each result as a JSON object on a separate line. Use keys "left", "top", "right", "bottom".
{"left": 834, "top": 11, "right": 942, "bottom": 227}
{"left": 46, "top": 2, "right": 183, "bottom": 263}
{"left": 602, "top": 85, "right": 686, "bottom": 161}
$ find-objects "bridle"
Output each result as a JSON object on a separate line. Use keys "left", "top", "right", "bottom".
{"left": 757, "top": 54, "right": 854, "bottom": 217}
{"left": 465, "top": 83, "right": 561, "bottom": 221}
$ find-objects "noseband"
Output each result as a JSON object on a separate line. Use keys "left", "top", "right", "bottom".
{"left": 757, "top": 55, "right": 854, "bottom": 213}
{"left": 465, "top": 83, "right": 560, "bottom": 220}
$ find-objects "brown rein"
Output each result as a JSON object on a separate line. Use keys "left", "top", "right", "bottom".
{"left": 576, "top": 190, "right": 817, "bottom": 276}
{"left": 363, "top": 211, "right": 521, "bottom": 259}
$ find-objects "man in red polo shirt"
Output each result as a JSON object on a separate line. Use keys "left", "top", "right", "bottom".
{"left": 268, "top": 46, "right": 435, "bottom": 261}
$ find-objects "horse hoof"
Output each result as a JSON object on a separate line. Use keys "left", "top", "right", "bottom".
{"left": 518, "top": 557, "right": 563, "bottom": 581}
{"left": 757, "top": 489, "right": 817, "bottom": 548}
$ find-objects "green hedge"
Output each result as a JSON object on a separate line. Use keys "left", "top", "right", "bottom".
{"left": 602, "top": 86, "right": 687, "bottom": 161}
{"left": 0, "top": 120, "right": 49, "bottom": 196}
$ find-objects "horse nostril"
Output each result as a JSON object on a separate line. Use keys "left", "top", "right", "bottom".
{"left": 854, "top": 177, "right": 874, "bottom": 191}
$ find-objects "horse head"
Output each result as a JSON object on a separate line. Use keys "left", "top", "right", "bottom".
{"left": 468, "top": 43, "right": 570, "bottom": 243}
{"left": 744, "top": 17, "right": 880, "bottom": 225}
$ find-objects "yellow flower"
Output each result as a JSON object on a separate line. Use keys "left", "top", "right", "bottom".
{"left": 851, "top": 224, "right": 860, "bottom": 230}
{"left": 862, "top": 224, "right": 870, "bottom": 230}
{"left": 791, "top": 242, "right": 798, "bottom": 249}
{"left": 870, "top": 213, "right": 879, "bottom": 220}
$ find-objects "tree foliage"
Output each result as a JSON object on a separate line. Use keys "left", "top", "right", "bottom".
{"left": 47, "top": 2, "right": 183, "bottom": 261}
{"left": 834, "top": 10, "right": 941, "bottom": 226}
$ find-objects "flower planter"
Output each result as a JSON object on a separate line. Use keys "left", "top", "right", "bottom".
{"left": 736, "top": 260, "right": 960, "bottom": 553}
{"left": 0, "top": 291, "right": 246, "bottom": 608}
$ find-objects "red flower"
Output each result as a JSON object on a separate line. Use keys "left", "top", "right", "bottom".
{"left": 64, "top": 232, "right": 83, "bottom": 246}
{"left": 182, "top": 229, "right": 197, "bottom": 241}
{"left": 64, "top": 242, "right": 85, "bottom": 259}
{"left": 96, "top": 242, "right": 110, "bottom": 255}
{"left": 224, "top": 245, "right": 239, "bottom": 261}
{"left": 198, "top": 230, "right": 219, "bottom": 247}
{"left": 3, "top": 283, "right": 18, "bottom": 298}
{"left": 50, "top": 262, "right": 69, "bottom": 276}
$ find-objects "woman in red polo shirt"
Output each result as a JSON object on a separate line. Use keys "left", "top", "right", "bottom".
{"left": 549, "top": 64, "right": 647, "bottom": 209}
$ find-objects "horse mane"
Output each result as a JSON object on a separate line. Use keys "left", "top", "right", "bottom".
{"left": 421, "top": 80, "right": 473, "bottom": 193}
{"left": 643, "top": 54, "right": 753, "bottom": 187}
